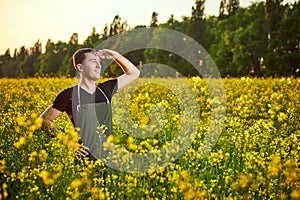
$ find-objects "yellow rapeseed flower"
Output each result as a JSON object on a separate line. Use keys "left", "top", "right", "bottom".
{"left": 14, "top": 136, "right": 26, "bottom": 149}
{"left": 70, "top": 179, "right": 82, "bottom": 189}
{"left": 180, "top": 170, "right": 190, "bottom": 180}
{"left": 29, "top": 186, "right": 39, "bottom": 193}
{"left": 0, "top": 160, "right": 5, "bottom": 173}
{"left": 16, "top": 116, "right": 26, "bottom": 126}
{"left": 38, "top": 170, "right": 54, "bottom": 185}
{"left": 127, "top": 136, "right": 134, "bottom": 144}
{"left": 268, "top": 154, "right": 282, "bottom": 176}
{"left": 2, "top": 183, "right": 8, "bottom": 198}
{"left": 127, "top": 143, "right": 137, "bottom": 151}
{"left": 39, "top": 149, "right": 48, "bottom": 162}
{"left": 291, "top": 190, "right": 300, "bottom": 200}
{"left": 28, "top": 151, "right": 38, "bottom": 162}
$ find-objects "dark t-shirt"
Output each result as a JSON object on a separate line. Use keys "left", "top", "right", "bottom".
{"left": 52, "top": 79, "right": 118, "bottom": 125}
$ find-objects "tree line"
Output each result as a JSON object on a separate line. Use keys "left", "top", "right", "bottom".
{"left": 0, "top": 0, "right": 299, "bottom": 78}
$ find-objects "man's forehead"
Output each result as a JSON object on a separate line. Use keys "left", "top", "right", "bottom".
{"left": 91, "top": 50, "right": 97, "bottom": 55}
{"left": 85, "top": 51, "right": 98, "bottom": 59}
{"left": 85, "top": 50, "right": 97, "bottom": 55}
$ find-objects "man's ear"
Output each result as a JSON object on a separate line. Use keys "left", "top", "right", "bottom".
{"left": 76, "top": 64, "right": 83, "bottom": 72}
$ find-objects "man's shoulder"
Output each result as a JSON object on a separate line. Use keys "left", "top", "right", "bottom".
{"left": 52, "top": 85, "right": 78, "bottom": 113}
{"left": 57, "top": 85, "right": 77, "bottom": 97}
{"left": 97, "top": 79, "right": 117, "bottom": 88}
{"left": 98, "top": 79, "right": 117, "bottom": 85}
{"left": 97, "top": 79, "right": 118, "bottom": 96}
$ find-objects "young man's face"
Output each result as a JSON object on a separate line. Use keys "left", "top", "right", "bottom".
{"left": 80, "top": 52, "right": 101, "bottom": 81}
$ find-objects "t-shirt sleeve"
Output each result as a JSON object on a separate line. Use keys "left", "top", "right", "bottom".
{"left": 52, "top": 88, "right": 71, "bottom": 112}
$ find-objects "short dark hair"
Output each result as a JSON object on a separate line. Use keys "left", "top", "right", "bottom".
{"left": 72, "top": 48, "right": 96, "bottom": 70}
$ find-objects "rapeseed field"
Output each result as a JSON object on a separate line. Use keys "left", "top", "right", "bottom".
{"left": 0, "top": 77, "right": 299, "bottom": 199}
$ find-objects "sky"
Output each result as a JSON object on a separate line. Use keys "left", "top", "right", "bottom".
{"left": 0, "top": 0, "right": 296, "bottom": 55}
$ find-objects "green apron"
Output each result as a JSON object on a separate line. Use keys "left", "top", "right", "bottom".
{"left": 75, "top": 85, "right": 112, "bottom": 160}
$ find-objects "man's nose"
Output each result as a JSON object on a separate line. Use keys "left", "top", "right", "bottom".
{"left": 96, "top": 61, "right": 101, "bottom": 68}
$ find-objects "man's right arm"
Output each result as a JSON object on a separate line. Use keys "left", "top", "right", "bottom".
{"left": 40, "top": 105, "right": 90, "bottom": 158}
{"left": 39, "top": 106, "right": 62, "bottom": 137}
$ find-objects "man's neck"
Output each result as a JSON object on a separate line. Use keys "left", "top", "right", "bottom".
{"left": 79, "top": 78, "right": 97, "bottom": 94}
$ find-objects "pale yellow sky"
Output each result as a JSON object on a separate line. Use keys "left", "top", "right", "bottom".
{"left": 0, "top": 0, "right": 296, "bottom": 55}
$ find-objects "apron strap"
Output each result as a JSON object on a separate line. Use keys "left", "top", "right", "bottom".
{"left": 77, "top": 85, "right": 81, "bottom": 112}
{"left": 96, "top": 86, "right": 110, "bottom": 104}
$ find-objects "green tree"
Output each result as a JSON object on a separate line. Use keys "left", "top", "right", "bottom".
{"left": 209, "top": 12, "right": 237, "bottom": 76}
{"left": 264, "top": 2, "right": 300, "bottom": 76}
{"left": 109, "top": 15, "right": 129, "bottom": 36}
{"left": 15, "top": 46, "right": 28, "bottom": 77}
{"left": 161, "top": 14, "right": 189, "bottom": 34}
{"left": 83, "top": 27, "right": 101, "bottom": 48}
{"left": 187, "top": 0, "right": 206, "bottom": 48}
{"left": 210, "top": 2, "right": 267, "bottom": 77}
{"left": 264, "top": 0, "right": 285, "bottom": 75}
{"left": 203, "top": 16, "right": 218, "bottom": 54}
{"left": 219, "top": 0, "right": 239, "bottom": 19}
{"left": 150, "top": 12, "right": 158, "bottom": 27}
{"left": 102, "top": 24, "right": 109, "bottom": 39}
{"left": 143, "top": 27, "right": 198, "bottom": 76}
{"left": 265, "top": 0, "right": 284, "bottom": 39}
{"left": 0, "top": 49, "right": 11, "bottom": 77}
{"left": 219, "top": 0, "right": 227, "bottom": 19}
{"left": 100, "top": 15, "right": 130, "bottom": 76}
{"left": 19, "top": 40, "right": 42, "bottom": 77}
{"left": 231, "top": 3, "right": 267, "bottom": 76}
{"left": 39, "top": 39, "right": 67, "bottom": 75}
{"left": 227, "top": 0, "right": 240, "bottom": 16}
{"left": 59, "top": 33, "right": 79, "bottom": 76}
{"left": 1, "top": 48, "right": 21, "bottom": 77}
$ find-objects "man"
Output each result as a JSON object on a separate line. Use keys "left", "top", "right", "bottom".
{"left": 40, "top": 48, "right": 140, "bottom": 160}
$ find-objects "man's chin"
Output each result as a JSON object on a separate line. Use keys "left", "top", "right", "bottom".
{"left": 93, "top": 76, "right": 100, "bottom": 81}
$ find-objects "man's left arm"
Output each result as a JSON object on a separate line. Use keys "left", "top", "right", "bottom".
{"left": 97, "top": 49, "right": 140, "bottom": 91}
